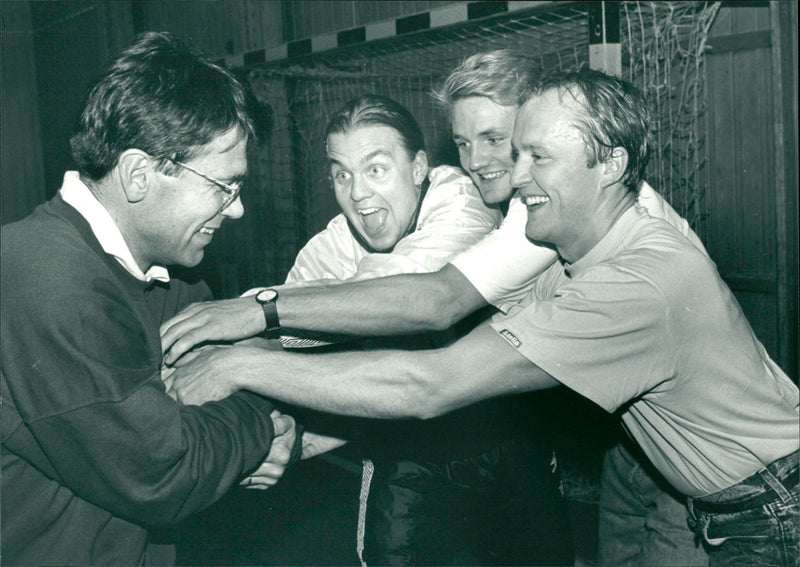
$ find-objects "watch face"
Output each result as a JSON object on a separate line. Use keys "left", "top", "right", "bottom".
{"left": 256, "top": 289, "right": 278, "bottom": 303}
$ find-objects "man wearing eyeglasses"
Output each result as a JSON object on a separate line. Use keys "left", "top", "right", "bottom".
{"left": 0, "top": 32, "right": 296, "bottom": 566}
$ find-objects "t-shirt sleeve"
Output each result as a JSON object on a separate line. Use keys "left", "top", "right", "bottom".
{"left": 489, "top": 263, "right": 675, "bottom": 412}
{"left": 450, "top": 195, "right": 558, "bottom": 312}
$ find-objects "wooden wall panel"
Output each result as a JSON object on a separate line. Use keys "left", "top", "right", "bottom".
{"left": 32, "top": 2, "right": 135, "bottom": 198}
{"left": 1, "top": 1, "right": 46, "bottom": 225}
{"left": 772, "top": 0, "right": 799, "bottom": 379}
{"left": 704, "top": 2, "right": 796, "bottom": 376}
{"left": 133, "top": 1, "right": 284, "bottom": 56}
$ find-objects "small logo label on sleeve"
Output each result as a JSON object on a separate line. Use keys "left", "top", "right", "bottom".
{"left": 498, "top": 329, "right": 522, "bottom": 349}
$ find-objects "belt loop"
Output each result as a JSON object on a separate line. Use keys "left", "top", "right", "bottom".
{"left": 687, "top": 497, "right": 696, "bottom": 521}
{"left": 758, "top": 467, "right": 793, "bottom": 503}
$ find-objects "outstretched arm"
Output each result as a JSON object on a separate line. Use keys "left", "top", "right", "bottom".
{"left": 167, "top": 322, "right": 559, "bottom": 419}
{"left": 161, "top": 264, "right": 486, "bottom": 364}
{"left": 162, "top": 167, "right": 498, "bottom": 363}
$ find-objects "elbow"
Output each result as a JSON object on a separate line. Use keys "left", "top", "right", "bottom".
{"left": 426, "top": 305, "right": 463, "bottom": 332}
{"left": 414, "top": 390, "right": 454, "bottom": 420}
{"left": 400, "top": 368, "right": 453, "bottom": 420}
{"left": 421, "top": 287, "right": 471, "bottom": 332}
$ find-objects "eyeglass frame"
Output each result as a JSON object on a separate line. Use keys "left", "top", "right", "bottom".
{"left": 162, "top": 156, "right": 243, "bottom": 212}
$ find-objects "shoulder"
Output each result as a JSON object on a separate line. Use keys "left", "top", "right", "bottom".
{"left": 2, "top": 205, "right": 98, "bottom": 291}
{"left": 426, "top": 165, "right": 477, "bottom": 196}
{"left": 595, "top": 212, "right": 713, "bottom": 301}
{"left": 422, "top": 165, "right": 500, "bottom": 224}
{"left": 298, "top": 214, "right": 353, "bottom": 251}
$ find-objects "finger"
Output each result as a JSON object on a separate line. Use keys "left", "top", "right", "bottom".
{"left": 256, "top": 447, "right": 292, "bottom": 471}
{"left": 162, "top": 328, "right": 199, "bottom": 364}
{"left": 159, "top": 303, "right": 204, "bottom": 341}
{"left": 240, "top": 287, "right": 268, "bottom": 298}
{"left": 252, "top": 467, "right": 286, "bottom": 484}
{"left": 169, "top": 339, "right": 214, "bottom": 368}
{"left": 164, "top": 333, "right": 202, "bottom": 366}
{"left": 251, "top": 469, "right": 283, "bottom": 483}
{"left": 162, "top": 373, "right": 175, "bottom": 391}
{"left": 246, "top": 479, "right": 275, "bottom": 490}
{"left": 271, "top": 415, "right": 295, "bottom": 437}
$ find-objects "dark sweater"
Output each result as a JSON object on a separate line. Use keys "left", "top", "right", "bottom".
{"left": 1, "top": 195, "right": 277, "bottom": 566}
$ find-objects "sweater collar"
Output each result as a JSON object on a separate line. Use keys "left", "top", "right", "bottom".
{"left": 59, "top": 172, "right": 170, "bottom": 283}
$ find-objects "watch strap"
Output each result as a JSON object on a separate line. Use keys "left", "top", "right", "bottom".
{"left": 256, "top": 290, "right": 281, "bottom": 339}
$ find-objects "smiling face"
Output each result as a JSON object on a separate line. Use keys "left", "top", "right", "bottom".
{"left": 510, "top": 90, "right": 611, "bottom": 262}
{"left": 139, "top": 127, "right": 247, "bottom": 268}
{"left": 327, "top": 125, "right": 427, "bottom": 251}
{"left": 451, "top": 96, "right": 518, "bottom": 205}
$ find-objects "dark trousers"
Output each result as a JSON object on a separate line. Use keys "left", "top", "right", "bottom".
{"left": 363, "top": 438, "right": 575, "bottom": 566}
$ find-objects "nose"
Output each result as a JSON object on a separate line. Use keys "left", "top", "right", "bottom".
{"left": 510, "top": 158, "right": 532, "bottom": 190}
{"left": 222, "top": 194, "right": 245, "bottom": 219}
{"left": 468, "top": 143, "right": 489, "bottom": 171}
{"left": 349, "top": 175, "right": 372, "bottom": 202}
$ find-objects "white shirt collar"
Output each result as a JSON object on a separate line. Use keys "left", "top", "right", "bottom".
{"left": 59, "top": 171, "right": 170, "bottom": 283}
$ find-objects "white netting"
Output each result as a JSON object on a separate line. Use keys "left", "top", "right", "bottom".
{"left": 622, "top": 1, "right": 720, "bottom": 231}
{"left": 236, "top": 1, "right": 719, "bottom": 286}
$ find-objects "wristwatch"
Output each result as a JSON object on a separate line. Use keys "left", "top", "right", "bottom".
{"left": 255, "top": 289, "right": 281, "bottom": 339}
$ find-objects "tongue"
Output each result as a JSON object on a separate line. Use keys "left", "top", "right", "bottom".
{"left": 361, "top": 209, "right": 388, "bottom": 236}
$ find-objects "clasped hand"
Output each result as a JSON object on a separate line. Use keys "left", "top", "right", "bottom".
{"left": 162, "top": 344, "right": 240, "bottom": 405}
{"left": 240, "top": 410, "right": 297, "bottom": 490}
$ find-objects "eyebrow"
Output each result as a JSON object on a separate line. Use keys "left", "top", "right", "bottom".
{"left": 453, "top": 128, "right": 507, "bottom": 140}
{"left": 327, "top": 149, "right": 393, "bottom": 168}
{"left": 360, "top": 149, "right": 393, "bottom": 163}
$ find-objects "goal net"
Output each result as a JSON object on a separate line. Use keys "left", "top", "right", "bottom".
{"left": 239, "top": 1, "right": 720, "bottom": 285}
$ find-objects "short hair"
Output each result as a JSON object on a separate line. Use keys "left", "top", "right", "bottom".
{"left": 523, "top": 68, "right": 651, "bottom": 193}
{"left": 70, "top": 31, "right": 257, "bottom": 181}
{"left": 432, "top": 49, "right": 539, "bottom": 110}
{"left": 325, "top": 94, "right": 426, "bottom": 158}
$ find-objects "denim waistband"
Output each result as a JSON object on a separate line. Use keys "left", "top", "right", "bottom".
{"left": 689, "top": 450, "right": 799, "bottom": 515}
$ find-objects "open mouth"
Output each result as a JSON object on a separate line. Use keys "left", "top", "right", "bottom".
{"left": 522, "top": 195, "right": 550, "bottom": 207}
{"left": 477, "top": 170, "right": 508, "bottom": 182}
{"left": 358, "top": 207, "right": 388, "bottom": 236}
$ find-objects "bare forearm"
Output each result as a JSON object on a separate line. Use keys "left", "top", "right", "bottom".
{"left": 224, "top": 324, "right": 559, "bottom": 420}
{"left": 276, "top": 264, "right": 486, "bottom": 336}
{"left": 230, "top": 346, "right": 430, "bottom": 418}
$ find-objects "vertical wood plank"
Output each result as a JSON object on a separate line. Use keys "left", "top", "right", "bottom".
{"left": 1, "top": 1, "right": 46, "bottom": 224}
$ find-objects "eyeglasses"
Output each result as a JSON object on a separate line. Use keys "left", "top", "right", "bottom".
{"left": 163, "top": 157, "right": 243, "bottom": 211}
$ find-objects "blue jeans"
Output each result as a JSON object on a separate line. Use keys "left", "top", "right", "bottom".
{"left": 688, "top": 450, "right": 799, "bottom": 566}
{"left": 599, "top": 441, "right": 708, "bottom": 566}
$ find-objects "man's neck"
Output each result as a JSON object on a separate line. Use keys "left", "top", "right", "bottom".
{"left": 558, "top": 191, "right": 636, "bottom": 264}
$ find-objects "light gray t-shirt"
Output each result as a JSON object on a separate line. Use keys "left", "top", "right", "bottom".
{"left": 491, "top": 205, "right": 799, "bottom": 497}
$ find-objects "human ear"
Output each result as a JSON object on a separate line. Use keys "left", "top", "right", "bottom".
{"left": 602, "top": 147, "right": 628, "bottom": 188}
{"left": 412, "top": 150, "right": 429, "bottom": 187}
{"left": 116, "top": 149, "right": 152, "bottom": 203}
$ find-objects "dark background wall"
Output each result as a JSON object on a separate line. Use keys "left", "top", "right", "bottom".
{"left": 1, "top": 0, "right": 797, "bottom": 381}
